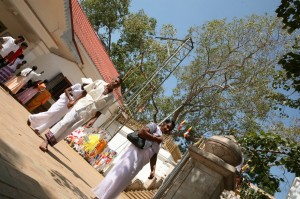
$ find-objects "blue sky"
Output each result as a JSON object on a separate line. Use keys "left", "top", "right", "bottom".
{"left": 130, "top": 0, "right": 281, "bottom": 38}
{"left": 129, "top": 1, "right": 295, "bottom": 199}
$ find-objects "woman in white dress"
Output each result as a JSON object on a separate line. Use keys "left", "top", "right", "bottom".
{"left": 92, "top": 119, "right": 175, "bottom": 199}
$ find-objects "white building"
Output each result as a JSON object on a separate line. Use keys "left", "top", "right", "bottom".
{"left": 0, "top": 0, "right": 121, "bottom": 112}
{"left": 1, "top": 1, "right": 183, "bottom": 194}
{"left": 287, "top": 177, "right": 300, "bottom": 199}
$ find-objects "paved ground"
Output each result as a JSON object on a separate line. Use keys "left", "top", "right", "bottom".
{"left": 0, "top": 88, "right": 127, "bottom": 199}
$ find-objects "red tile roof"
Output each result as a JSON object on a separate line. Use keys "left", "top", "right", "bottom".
{"left": 71, "top": 0, "right": 122, "bottom": 104}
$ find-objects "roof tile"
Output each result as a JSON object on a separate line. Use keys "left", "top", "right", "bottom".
{"left": 71, "top": 0, "right": 122, "bottom": 104}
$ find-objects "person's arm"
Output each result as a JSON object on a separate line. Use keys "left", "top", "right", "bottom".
{"left": 64, "top": 87, "right": 73, "bottom": 101}
{"left": 139, "top": 127, "right": 163, "bottom": 144}
{"left": 148, "top": 153, "right": 158, "bottom": 179}
{"left": 67, "top": 90, "right": 87, "bottom": 108}
{"left": 84, "top": 111, "right": 101, "bottom": 128}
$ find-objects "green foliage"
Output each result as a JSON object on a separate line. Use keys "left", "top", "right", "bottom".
{"left": 240, "top": 180, "right": 273, "bottom": 199}
{"left": 80, "top": 3, "right": 299, "bottom": 195}
{"left": 275, "top": 0, "right": 300, "bottom": 108}
{"left": 238, "top": 131, "right": 300, "bottom": 194}
{"left": 276, "top": 0, "right": 300, "bottom": 33}
{"left": 110, "top": 11, "right": 182, "bottom": 123}
{"left": 169, "top": 15, "right": 294, "bottom": 137}
{"left": 81, "top": 0, "right": 130, "bottom": 54}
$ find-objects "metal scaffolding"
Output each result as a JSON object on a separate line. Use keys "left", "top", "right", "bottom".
{"left": 102, "top": 37, "right": 194, "bottom": 139}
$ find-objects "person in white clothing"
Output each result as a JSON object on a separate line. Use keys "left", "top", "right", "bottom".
{"left": 27, "top": 78, "right": 93, "bottom": 134}
{"left": 4, "top": 66, "right": 43, "bottom": 94}
{"left": 39, "top": 77, "right": 122, "bottom": 152}
{"left": 0, "top": 35, "right": 25, "bottom": 60}
{"left": 92, "top": 119, "right": 175, "bottom": 199}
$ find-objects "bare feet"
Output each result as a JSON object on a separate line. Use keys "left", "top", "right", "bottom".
{"left": 39, "top": 140, "right": 49, "bottom": 152}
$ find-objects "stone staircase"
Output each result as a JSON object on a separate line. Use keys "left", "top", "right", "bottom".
{"left": 124, "top": 189, "right": 157, "bottom": 199}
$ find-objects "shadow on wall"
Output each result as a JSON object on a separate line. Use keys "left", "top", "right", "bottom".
{"left": 0, "top": 139, "right": 52, "bottom": 199}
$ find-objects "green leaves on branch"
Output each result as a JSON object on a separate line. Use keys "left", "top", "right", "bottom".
{"left": 239, "top": 131, "right": 300, "bottom": 194}
{"left": 81, "top": 0, "right": 130, "bottom": 54}
{"left": 276, "top": 0, "right": 300, "bottom": 34}
{"left": 170, "top": 15, "right": 293, "bottom": 136}
{"left": 275, "top": 0, "right": 300, "bottom": 109}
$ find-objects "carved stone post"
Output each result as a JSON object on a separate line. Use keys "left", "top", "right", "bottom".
{"left": 158, "top": 136, "right": 242, "bottom": 199}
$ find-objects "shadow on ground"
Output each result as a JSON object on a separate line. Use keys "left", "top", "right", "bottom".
{"left": 49, "top": 169, "right": 90, "bottom": 199}
{"left": 47, "top": 150, "right": 91, "bottom": 188}
{"left": 0, "top": 140, "right": 51, "bottom": 199}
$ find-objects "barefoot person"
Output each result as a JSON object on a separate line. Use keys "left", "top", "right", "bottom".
{"left": 27, "top": 78, "right": 93, "bottom": 134}
{"left": 92, "top": 119, "right": 175, "bottom": 199}
{"left": 39, "top": 77, "right": 122, "bottom": 152}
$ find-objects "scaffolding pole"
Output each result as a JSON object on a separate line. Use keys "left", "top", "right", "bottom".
{"left": 103, "top": 37, "right": 193, "bottom": 140}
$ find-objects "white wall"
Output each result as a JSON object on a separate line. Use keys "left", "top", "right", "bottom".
{"left": 287, "top": 177, "right": 300, "bottom": 199}
{"left": 21, "top": 47, "right": 84, "bottom": 84}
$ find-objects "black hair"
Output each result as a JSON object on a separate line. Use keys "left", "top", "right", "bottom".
{"left": 32, "top": 66, "right": 38, "bottom": 71}
{"left": 43, "top": 79, "right": 49, "bottom": 84}
{"left": 21, "top": 42, "right": 28, "bottom": 47}
{"left": 18, "top": 36, "right": 25, "bottom": 41}
{"left": 117, "top": 76, "right": 123, "bottom": 84}
{"left": 164, "top": 119, "right": 176, "bottom": 131}
{"left": 18, "top": 54, "right": 25, "bottom": 59}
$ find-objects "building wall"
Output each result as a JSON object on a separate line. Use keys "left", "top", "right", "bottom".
{"left": 287, "top": 177, "right": 300, "bottom": 199}
{"left": 25, "top": 53, "right": 83, "bottom": 84}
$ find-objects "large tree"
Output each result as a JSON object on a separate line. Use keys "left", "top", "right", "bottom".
{"left": 81, "top": 0, "right": 130, "bottom": 55}
{"left": 157, "top": 15, "right": 296, "bottom": 138}
{"left": 163, "top": 15, "right": 298, "bottom": 196}
{"left": 110, "top": 11, "right": 181, "bottom": 123}
{"left": 80, "top": 3, "right": 299, "bottom": 195}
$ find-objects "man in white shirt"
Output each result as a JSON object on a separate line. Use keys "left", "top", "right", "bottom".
{"left": 0, "top": 35, "right": 25, "bottom": 59}
{"left": 27, "top": 78, "right": 93, "bottom": 134}
{"left": 39, "top": 77, "right": 122, "bottom": 152}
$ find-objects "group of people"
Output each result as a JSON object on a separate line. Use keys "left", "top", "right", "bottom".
{"left": 0, "top": 35, "right": 28, "bottom": 68}
{"left": 25, "top": 74, "right": 175, "bottom": 199}
{"left": 2, "top": 35, "right": 177, "bottom": 199}
{"left": 1, "top": 35, "right": 50, "bottom": 111}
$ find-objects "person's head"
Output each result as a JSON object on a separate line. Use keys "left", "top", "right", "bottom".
{"left": 160, "top": 119, "right": 175, "bottom": 135}
{"left": 15, "top": 36, "right": 25, "bottom": 44}
{"left": 43, "top": 79, "right": 48, "bottom": 84}
{"left": 32, "top": 66, "right": 38, "bottom": 71}
{"left": 107, "top": 76, "right": 122, "bottom": 91}
{"left": 20, "top": 42, "right": 28, "bottom": 50}
{"left": 18, "top": 54, "right": 25, "bottom": 59}
{"left": 17, "top": 60, "right": 27, "bottom": 69}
